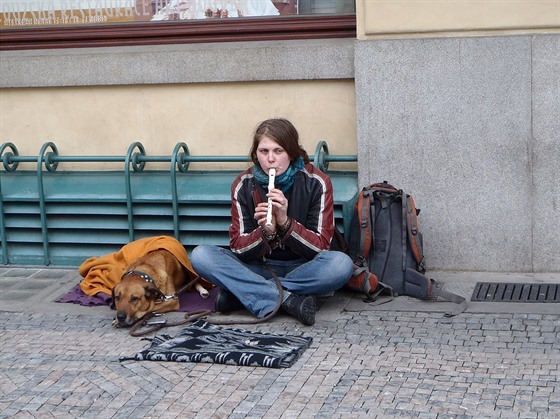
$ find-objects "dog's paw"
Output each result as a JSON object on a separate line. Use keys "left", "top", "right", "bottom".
{"left": 195, "top": 284, "right": 210, "bottom": 298}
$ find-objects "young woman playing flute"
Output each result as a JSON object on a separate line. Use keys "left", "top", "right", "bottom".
{"left": 190, "top": 118, "right": 353, "bottom": 325}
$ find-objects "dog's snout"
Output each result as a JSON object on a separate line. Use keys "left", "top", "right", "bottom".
{"left": 116, "top": 312, "right": 127, "bottom": 323}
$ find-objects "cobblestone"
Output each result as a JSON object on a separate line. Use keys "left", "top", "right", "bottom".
{"left": 1, "top": 268, "right": 559, "bottom": 417}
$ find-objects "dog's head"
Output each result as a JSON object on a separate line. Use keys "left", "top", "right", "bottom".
{"left": 111, "top": 275, "right": 162, "bottom": 327}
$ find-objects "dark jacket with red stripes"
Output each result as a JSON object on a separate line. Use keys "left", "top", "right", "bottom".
{"left": 229, "top": 163, "right": 335, "bottom": 262}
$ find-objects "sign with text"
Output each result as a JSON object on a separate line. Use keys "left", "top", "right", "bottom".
{"left": 0, "top": 0, "right": 289, "bottom": 29}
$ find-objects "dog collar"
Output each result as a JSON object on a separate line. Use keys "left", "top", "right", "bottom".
{"left": 120, "top": 270, "right": 169, "bottom": 301}
{"left": 121, "top": 270, "right": 156, "bottom": 285}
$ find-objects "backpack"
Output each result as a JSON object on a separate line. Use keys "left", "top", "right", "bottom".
{"left": 344, "top": 181, "right": 467, "bottom": 317}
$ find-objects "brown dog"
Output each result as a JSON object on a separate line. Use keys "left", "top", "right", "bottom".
{"left": 111, "top": 249, "right": 209, "bottom": 328}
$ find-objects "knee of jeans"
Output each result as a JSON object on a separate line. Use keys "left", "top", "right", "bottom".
{"left": 190, "top": 245, "right": 212, "bottom": 266}
{"left": 329, "top": 251, "right": 355, "bottom": 277}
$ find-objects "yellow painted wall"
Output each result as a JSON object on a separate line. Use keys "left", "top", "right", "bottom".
{"left": 0, "top": 80, "right": 356, "bottom": 171}
{"left": 358, "top": 0, "right": 560, "bottom": 38}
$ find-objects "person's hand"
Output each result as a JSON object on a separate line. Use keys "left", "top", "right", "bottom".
{"left": 255, "top": 189, "right": 288, "bottom": 235}
{"left": 255, "top": 202, "right": 276, "bottom": 235}
{"left": 267, "top": 188, "right": 289, "bottom": 226}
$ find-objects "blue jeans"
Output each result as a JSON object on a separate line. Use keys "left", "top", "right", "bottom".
{"left": 190, "top": 245, "right": 354, "bottom": 318}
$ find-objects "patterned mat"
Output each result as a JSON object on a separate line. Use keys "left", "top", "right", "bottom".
{"left": 120, "top": 320, "right": 313, "bottom": 368}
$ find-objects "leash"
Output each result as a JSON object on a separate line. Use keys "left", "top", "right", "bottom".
{"left": 207, "top": 262, "right": 283, "bottom": 326}
{"left": 128, "top": 264, "right": 284, "bottom": 337}
{"left": 128, "top": 274, "right": 207, "bottom": 337}
{"left": 129, "top": 309, "right": 210, "bottom": 337}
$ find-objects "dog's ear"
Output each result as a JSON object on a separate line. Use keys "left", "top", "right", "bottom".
{"left": 144, "top": 284, "right": 161, "bottom": 301}
{"left": 110, "top": 285, "right": 118, "bottom": 309}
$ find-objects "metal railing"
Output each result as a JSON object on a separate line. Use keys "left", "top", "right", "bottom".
{"left": 1, "top": 140, "right": 356, "bottom": 173}
{"left": 1, "top": 141, "right": 357, "bottom": 266}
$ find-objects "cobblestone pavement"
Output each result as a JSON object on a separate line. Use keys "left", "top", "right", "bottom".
{"left": 0, "top": 267, "right": 559, "bottom": 418}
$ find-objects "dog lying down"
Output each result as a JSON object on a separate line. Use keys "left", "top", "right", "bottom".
{"left": 111, "top": 249, "right": 212, "bottom": 328}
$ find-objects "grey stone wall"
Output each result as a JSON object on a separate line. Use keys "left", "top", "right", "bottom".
{"left": 0, "top": 39, "right": 355, "bottom": 88}
{"left": 532, "top": 35, "right": 560, "bottom": 272}
{"left": 355, "top": 34, "right": 559, "bottom": 272}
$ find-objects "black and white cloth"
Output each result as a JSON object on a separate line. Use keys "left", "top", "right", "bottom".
{"left": 120, "top": 320, "right": 312, "bottom": 368}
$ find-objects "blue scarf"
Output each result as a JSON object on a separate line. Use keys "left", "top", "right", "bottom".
{"left": 253, "top": 157, "right": 305, "bottom": 193}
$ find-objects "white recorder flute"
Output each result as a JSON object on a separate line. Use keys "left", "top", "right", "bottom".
{"left": 265, "top": 168, "right": 276, "bottom": 227}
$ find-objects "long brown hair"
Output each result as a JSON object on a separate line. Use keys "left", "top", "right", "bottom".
{"left": 249, "top": 118, "right": 310, "bottom": 165}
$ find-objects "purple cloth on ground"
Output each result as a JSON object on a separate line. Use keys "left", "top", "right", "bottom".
{"left": 56, "top": 283, "right": 218, "bottom": 312}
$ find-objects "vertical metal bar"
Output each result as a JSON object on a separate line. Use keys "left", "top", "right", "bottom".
{"left": 124, "top": 148, "right": 134, "bottom": 243}
{"left": 37, "top": 142, "right": 59, "bottom": 265}
{"left": 170, "top": 142, "right": 190, "bottom": 240}
{"left": 124, "top": 142, "right": 145, "bottom": 242}
{"left": 1, "top": 142, "right": 20, "bottom": 264}
{"left": 170, "top": 144, "right": 180, "bottom": 240}
{"left": 0, "top": 177, "right": 6, "bottom": 265}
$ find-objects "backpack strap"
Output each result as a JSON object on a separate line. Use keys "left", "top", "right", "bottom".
{"left": 364, "top": 280, "right": 395, "bottom": 305}
{"left": 405, "top": 194, "right": 426, "bottom": 273}
{"left": 429, "top": 279, "right": 468, "bottom": 317}
{"left": 404, "top": 268, "right": 468, "bottom": 317}
{"left": 355, "top": 188, "right": 373, "bottom": 266}
{"left": 400, "top": 190, "right": 407, "bottom": 271}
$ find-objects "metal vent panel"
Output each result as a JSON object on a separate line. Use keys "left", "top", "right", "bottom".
{"left": 1, "top": 170, "right": 358, "bottom": 266}
{"left": 471, "top": 282, "right": 559, "bottom": 303}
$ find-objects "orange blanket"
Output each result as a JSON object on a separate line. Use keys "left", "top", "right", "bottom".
{"left": 79, "top": 235, "right": 199, "bottom": 296}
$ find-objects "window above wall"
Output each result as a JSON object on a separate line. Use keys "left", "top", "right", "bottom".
{"left": 0, "top": 0, "right": 356, "bottom": 50}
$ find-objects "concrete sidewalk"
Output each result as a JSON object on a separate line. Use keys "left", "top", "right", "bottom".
{"left": 0, "top": 266, "right": 559, "bottom": 418}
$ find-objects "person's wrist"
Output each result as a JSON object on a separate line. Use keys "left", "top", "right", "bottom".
{"left": 278, "top": 217, "right": 292, "bottom": 232}
{"left": 261, "top": 226, "right": 276, "bottom": 241}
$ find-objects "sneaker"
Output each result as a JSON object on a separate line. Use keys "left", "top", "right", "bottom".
{"left": 215, "top": 288, "right": 244, "bottom": 313}
{"left": 281, "top": 294, "right": 316, "bottom": 326}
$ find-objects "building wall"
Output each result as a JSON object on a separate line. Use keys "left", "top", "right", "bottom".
{"left": 358, "top": 0, "right": 560, "bottom": 38}
{"left": 353, "top": 0, "right": 559, "bottom": 272}
{"left": 0, "top": 40, "right": 357, "bottom": 172}
{"left": 1, "top": 2, "right": 559, "bottom": 272}
{"left": 355, "top": 34, "right": 559, "bottom": 272}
